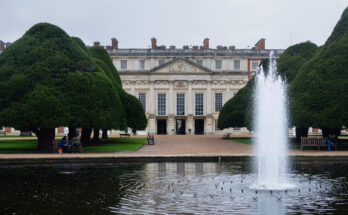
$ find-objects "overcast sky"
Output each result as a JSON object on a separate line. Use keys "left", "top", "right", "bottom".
{"left": 1, "top": 0, "right": 347, "bottom": 49}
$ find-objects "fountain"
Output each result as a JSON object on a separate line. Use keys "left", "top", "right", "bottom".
{"left": 253, "top": 51, "right": 294, "bottom": 190}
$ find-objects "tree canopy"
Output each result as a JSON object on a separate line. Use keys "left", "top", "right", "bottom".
{"left": 218, "top": 41, "right": 318, "bottom": 131}
{"left": 88, "top": 46, "right": 147, "bottom": 131}
{"left": 289, "top": 7, "right": 348, "bottom": 136}
{"left": 0, "top": 23, "right": 124, "bottom": 149}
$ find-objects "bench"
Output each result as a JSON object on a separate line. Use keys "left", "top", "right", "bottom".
{"left": 120, "top": 133, "right": 130, "bottom": 137}
{"left": 300, "top": 137, "right": 337, "bottom": 151}
{"left": 222, "top": 133, "right": 230, "bottom": 140}
{"left": 147, "top": 134, "right": 155, "bottom": 145}
{"left": 20, "top": 131, "right": 32, "bottom": 136}
{"left": 52, "top": 138, "right": 82, "bottom": 153}
{"left": 0, "top": 131, "right": 6, "bottom": 136}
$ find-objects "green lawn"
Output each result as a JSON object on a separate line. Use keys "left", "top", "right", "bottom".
{"left": 0, "top": 137, "right": 147, "bottom": 153}
{"left": 83, "top": 137, "right": 146, "bottom": 152}
{"left": 0, "top": 139, "right": 40, "bottom": 153}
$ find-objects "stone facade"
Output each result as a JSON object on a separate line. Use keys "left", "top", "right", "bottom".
{"left": 107, "top": 38, "right": 284, "bottom": 134}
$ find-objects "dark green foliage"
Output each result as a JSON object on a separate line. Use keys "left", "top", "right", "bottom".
{"left": 289, "top": 7, "right": 348, "bottom": 135}
{"left": 88, "top": 46, "right": 122, "bottom": 87}
{"left": 217, "top": 78, "right": 254, "bottom": 129}
{"left": 88, "top": 47, "right": 147, "bottom": 131}
{"left": 0, "top": 23, "right": 124, "bottom": 149}
{"left": 119, "top": 92, "right": 147, "bottom": 131}
{"left": 218, "top": 40, "right": 319, "bottom": 131}
{"left": 277, "top": 41, "right": 318, "bottom": 82}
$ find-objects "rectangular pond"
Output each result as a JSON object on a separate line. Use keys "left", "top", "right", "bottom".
{"left": 1, "top": 161, "right": 348, "bottom": 214}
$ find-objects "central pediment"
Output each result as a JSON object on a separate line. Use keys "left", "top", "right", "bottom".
{"left": 150, "top": 58, "right": 212, "bottom": 74}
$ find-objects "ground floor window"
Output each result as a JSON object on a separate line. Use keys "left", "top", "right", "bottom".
{"left": 139, "top": 93, "right": 146, "bottom": 111}
{"left": 158, "top": 93, "right": 166, "bottom": 115}
{"left": 176, "top": 93, "right": 185, "bottom": 115}
{"left": 195, "top": 93, "right": 203, "bottom": 116}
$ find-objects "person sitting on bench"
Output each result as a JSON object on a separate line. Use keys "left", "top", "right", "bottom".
{"left": 327, "top": 134, "right": 336, "bottom": 151}
{"left": 59, "top": 136, "right": 68, "bottom": 152}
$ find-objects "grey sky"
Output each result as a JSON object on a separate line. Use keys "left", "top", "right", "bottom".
{"left": 1, "top": 0, "right": 347, "bottom": 49}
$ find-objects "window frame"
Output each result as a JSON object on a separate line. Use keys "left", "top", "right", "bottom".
{"left": 176, "top": 93, "right": 185, "bottom": 116}
{"left": 120, "top": 60, "right": 127, "bottom": 70}
{"left": 195, "top": 93, "right": 204, "bottom": 116}
{"left": 157, "top": 93, "right": 166, "bottom": 116}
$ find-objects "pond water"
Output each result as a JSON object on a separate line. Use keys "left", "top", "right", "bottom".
{"left": 1, "top": 161, "right": 348, "bottom": 214}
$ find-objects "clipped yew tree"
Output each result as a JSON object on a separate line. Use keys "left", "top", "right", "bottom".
{"left": 88, "top": 47, "right": 147, "bottom": 134}
{"left": 289, "top": 7, "right": 348, "bottom": 137}
{"left": 277, "top": 41, "right": 318, "bottom": 141}
{"left": 0, "top": 23, "right": 123, "bottom": 150}
{"left": 218, "top": 41, "right": 318, "bottom": 135}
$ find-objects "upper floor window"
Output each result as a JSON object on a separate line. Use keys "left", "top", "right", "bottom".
{"left": 234, "top": 60, "right": 240, "bottom": 70}
{"left": 158, "top": 60, "right": 165, "bottom": 66}
{"left": 196, "top": 60, "right": 203, "bottom": 66}
{"left": 215, "top": 60, "right": 222, "bottom": 69}
{"left": 251, "top": 61, "right": 259, "bottom": 70}
{"left": 195, "top": 93, "right": 203, "bottom": 116}
{"left": 158, "top": 93, "right": 166, "bottom": 115}
{"left": 139, "top": 60, "right": 145, "bottom": 70}
{"left": 121, "top": 60, "right": 127, "bottom": 70}
{"left": 139, "top": 93, "right": 146, "bottom": 111}
{"left": 176, "top": 94, "right": 185, "bottom": 116}
{"left": 215, "top": 93, "right": 222, "bottom": 112}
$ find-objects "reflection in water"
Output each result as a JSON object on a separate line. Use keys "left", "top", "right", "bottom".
{"left": 0, "top": 161, "right": 348, "bottom": 215}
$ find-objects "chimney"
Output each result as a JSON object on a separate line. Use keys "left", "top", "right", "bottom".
{"left": 193, "top": 45, "right": 198, "bottom": 50}
{"left": 5, "top": 42, "right": 11, "bottom": 48}
{"left": 93, "top": 41, "right": 100, "bottom": 47}
{"left": 151, "top": 37, "right": 157, "bottom": 49}
{"left": 183, "top": 45, "right": 189, "bottom": 50}
{"left": 229, "top": 45, "right": 235, "bottom": 50}
{"left": 255, "top": 38, "right": 265, "bottom": 50}
{"left": 0, "top": 41, "right": 4, "bottom": 50}
{"left": 170, "top": 45, "right": 176, "bottom": 49}
{"left": 111, "top": 38, "right": 118, "bottom": 49}
{"left": 203, "top": 38, "right": 209, "bottom": 49}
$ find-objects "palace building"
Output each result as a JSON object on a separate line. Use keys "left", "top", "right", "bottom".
{"left": 105, "top": 38, "right": 284, "bottom": 135}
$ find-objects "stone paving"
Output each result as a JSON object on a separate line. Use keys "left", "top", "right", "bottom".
{"left": 1, "top": 135, "right": 348, "bottom": 160}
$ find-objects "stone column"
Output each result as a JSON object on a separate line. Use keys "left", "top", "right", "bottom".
{"left": 169, "top": 81, "right": 174, "bottom": 115}
{"left": 150, "top": 83, "right": 155, "bottom": 114}
{"left": 148, "top": 114, "right": 156, "bottom": 134}
{"left": 205, "top": 83, "right": 214, "bottom": 134}
{"left": 187, "top": 81, "right": 194, "bottom": 135}
{"left": 130, "top": 82, "right": 135, "bottom": 96}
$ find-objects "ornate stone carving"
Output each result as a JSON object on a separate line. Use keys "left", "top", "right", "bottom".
{"left": 155, "top": 80, "right": 169, "bottom": 85}
{"left": 213, "top": 80, "right": 225, "bottom": 85}
{"left": 193, "top": 80, "right": 207, "bottom": 85}
{"left": 154, "top": 59, "right": 209, "bottom": 73}
{"left": 174, "top": 80, "right": 187, "bottom": 88}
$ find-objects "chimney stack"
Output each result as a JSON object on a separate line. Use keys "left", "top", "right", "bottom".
{"left": 0, "top": 41, "right": 4, "bottom": 50}
{"left": 254, "top": 38, "right": 265, "bottom": 50}
{"left": 93, "top": 41, "right": 100, "bottom": 47}
{"left": 203, "top": 38, "right": 209, "bottom": 49}
{"left": 151, "top": 37, "right": 157, "bottom": 49}
{"left": 111, "top": 38, "right": 118, "bottom": 49}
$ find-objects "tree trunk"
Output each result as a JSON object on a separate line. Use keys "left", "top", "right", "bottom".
{"left": 295, "top": 127, "right": 308, "bottom": 143}
{"left": 34, "top": 128, "right": 56, "bottom": 151}
{"left": 93, "top": 128, "right": 99, "bottom": 142}
{"left": 322, "top": 127, "right": 341, "bottom": 137}
{"left": 68, "top": 127, "right": 77, "bottom": 140}
{"left": 102, "top": 129, "right": 108, "bottom": 139}
{"left": 81, "top": 128, "right": 92, "bottom": 145}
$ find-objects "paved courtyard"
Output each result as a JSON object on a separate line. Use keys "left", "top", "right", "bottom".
{"left": 1, "top": 135, "right": 348, "bottom": 160}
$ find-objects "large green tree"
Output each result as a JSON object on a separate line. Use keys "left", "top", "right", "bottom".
{"left": 218, "top": 42, "right": 318, "bottom": 137}
{"left": 0, "top": 23, "right": 123, "bottom": 150}
{"left": 289, "top": 7, "right": 348, "bottom": 137}
{"left": 88, "top": 47, "right": 147, "bottom": 135}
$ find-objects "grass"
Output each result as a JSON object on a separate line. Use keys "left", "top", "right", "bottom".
{"left": 83, "top": 137, "right": 146, "bottom": 152}
{"left": 0, "top": 139, "right": 41, "bottom": 153}
{"left": 0, "top": 137, "right": 147, "bottom": 153}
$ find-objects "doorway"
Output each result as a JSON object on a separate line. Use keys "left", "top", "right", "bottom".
{"left": 176, "top": 119, "right": 186, "bottom": 135}
{"left": 157, "top": 119, "right": 167, "bottom": 134}
{"left": 195, "top": 119, "right": 204, "bottom": 135}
